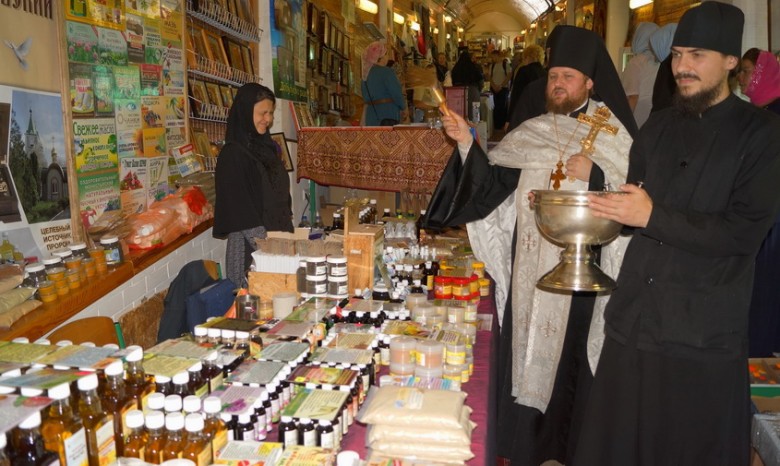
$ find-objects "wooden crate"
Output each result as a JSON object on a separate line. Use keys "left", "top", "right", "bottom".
{"left": 248, "top": 271, "right": 298, "bottom": 302}
{"left": 343, "top": 224, "right": 384, "bottom": 293}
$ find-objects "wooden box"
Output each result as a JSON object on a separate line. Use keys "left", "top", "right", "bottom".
{"left": 248, "top": 271, "right": 298, "bottom": 302}
{"left": 343, "top": 224, "right": 384, "bottom": 293}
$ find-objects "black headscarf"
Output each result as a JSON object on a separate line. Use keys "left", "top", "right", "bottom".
{"left": 673, "top": 1, "right": 744, "bottom": 58}
{"left": 547, "top": 25, "right": 639, "bottom": 137}
{"left": 225, "top": 83, "right": 278, "bottom": 156}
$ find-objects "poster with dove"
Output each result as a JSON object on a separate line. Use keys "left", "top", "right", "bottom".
{"left": 0, "top": 7, "right": 60, "bottom": 92}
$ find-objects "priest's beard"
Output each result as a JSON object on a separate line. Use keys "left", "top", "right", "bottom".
{"left": 672, "top": 79, "right": 725, "bottom": 116}
{"left": 546, "top": 86, "right": 589, "bottom": 114}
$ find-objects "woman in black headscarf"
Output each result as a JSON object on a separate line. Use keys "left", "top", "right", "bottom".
{"left": 214, "top": 83, "right": 293, "bottom": 287}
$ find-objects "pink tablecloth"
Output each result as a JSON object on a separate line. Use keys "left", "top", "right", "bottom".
{"left": 342, "top": 296, "right": 499, "bottom": 465}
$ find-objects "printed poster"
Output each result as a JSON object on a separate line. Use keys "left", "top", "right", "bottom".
{"left": 270, "top": 0, "right": 307, "bottom": 101}
{"left": 115, "top": 99, "right": 143, "bottom": 158}
{"left": 66, "top": 0, "right": 126, "bottom": 31}
{"left": 0, "top": 5, "right": 61, "bottom": 92}
{"left": 119, "top": 156, "right": 169, "bottom": 215}
{"left": 142, "top": 128, "right": 167, "bottom": 157}
{"left": 72, "top": 118, "right": 119, "bottom": 174}
{"left": 66, "top": 21, "right": 100, "bottom": 64}
{"left": 97, "top": 26, "right": 129, "bottom": 65}
{"left": 125, "top": 0, "right": 161, "bottom": 19}
{"left": 77, "top": 171, "right": 120, "bottom": 228}
{"left": 125, "top": 13, "right": 146, "bottom": 63}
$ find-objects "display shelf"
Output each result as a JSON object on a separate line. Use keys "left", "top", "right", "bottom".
{"left": 186, "top": 0, "right": 262, "bottom": 43}
{"left": 189, "top": 102, "right": 229, "bottom": 122}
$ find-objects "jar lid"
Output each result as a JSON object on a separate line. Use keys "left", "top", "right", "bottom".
{"left": 307, "top": 256, "right": 327, "bottom": 263}
{"left": 326, "top": 256, "right": 347, "bottom": 264}
{"left": 479, "top": 278, "right": 491, "bottom": 285}
{"left": 328, "top": 275, "right": 348, "bottom": 282}
{"left": 299, "top": 260, "right": 307, "bottom": 266}
{"left": 472, "top": 262, "right": 485, "bottom": 269}
{"left": 25, "top": 263, "right": 45, "bottom": 273}
{"left": 52, "top": 249, "right": 72, "bottom": 258}
{"left": 41, "top": 256, "right": 62, "bottom": 265}
{"left": 100, "top": 236, "right": 119, "bottom": 245}
{"left": 307, "top": 274, "right": 327, "bottom": 281}
{"left": 69, "top": 242, "right": 87, "bottom": 251}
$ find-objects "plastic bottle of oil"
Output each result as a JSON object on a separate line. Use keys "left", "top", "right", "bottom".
{"left": 77, "top": 373, "right": 117, "bottom": 466}
{"left": 161, "top": 412, "right": 185, "bottom": 461}
{"left": 124, "top": 346, "right": 153, "bottom": 409}
{"left": 41, "top": 382, "right": 88, "bottom": 466}
{"left": 122, "top": 410, "right": 146, "bottom": 459}
{"left": 102, "top": 360, "right": 136, "bottom": 457}
{"left": 11, "top": 411, "right": 60, "bottom": 465}
{"left": 202, "top": 396, "right": 227, "bottom": 458}
{"left": 182, "top": 414, "right": 212, "bottom": 466}
{"left": 143, "top": 411, "right": 165, "bottom": 464}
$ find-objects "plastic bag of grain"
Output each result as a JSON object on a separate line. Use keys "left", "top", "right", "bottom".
{"left": 357, "top": 386, "right": 466, "bottom": 429}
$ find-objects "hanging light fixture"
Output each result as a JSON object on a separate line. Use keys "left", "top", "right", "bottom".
{"left": 629, "top": 0, "right": 653, "bottom": 8}
{"left": 444, "top": 15, "right": 452, "bottom": 23}
{"left": 393, "top": 12, "right": 404, "bottom": 24}
{"left": 357, "top": 0, "right": 378, "bottom": 14}
{"left": 411, "top": 21, "right": 421, "bottom": 31}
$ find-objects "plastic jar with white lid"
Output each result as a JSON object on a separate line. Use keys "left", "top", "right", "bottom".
{"left": 326, "top": 256, "right": 348, "bottom": 276}
{"left": 100, "top": 235, "right": 123, "bottom": 266}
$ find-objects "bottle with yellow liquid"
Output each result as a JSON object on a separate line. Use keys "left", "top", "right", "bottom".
{"left": 42, "top": 382, "right": 89, "bottom": 466}
{"left": 202, "top": 396, "right": 228, "bottom": 457}
{"left": 11, "top": 412, "right": 60, "bottom": 465}
{"left": 101, "top": 360, "right": 136, "bottom": 457}
{"left": 0, "top": 233, "right": 15, "bottom": 262}
{"left": 122, "top": 410, "right": 147, "bottom": 459}
{"left": 161, "top": 412, "right": 185, "bottom": 461}
{"left": 124, "top": 346, "right": 153, "bottom": 409}
{"left": 182, "top": 413, "right": 212, "bottom": 466}
{"left": 143, "top": 411, "right": 165, "bottom": 464}
{"left": 77, "top": 373, "right": 117, "bottom": 466}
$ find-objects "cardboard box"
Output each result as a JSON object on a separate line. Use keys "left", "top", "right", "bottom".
{"left": 214, "top": 440, "right": 283, "bottom": 465}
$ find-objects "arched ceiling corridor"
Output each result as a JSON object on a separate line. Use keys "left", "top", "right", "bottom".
{"left": 447, "top": 0, "right": 555, "bottom": 31}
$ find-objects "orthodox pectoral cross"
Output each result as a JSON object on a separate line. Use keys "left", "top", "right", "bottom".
{"left": 577, "top": 106, "right": 618, "bottom": 155}
{"left": 551, "top": 161, "right": 566, "bottom": 190}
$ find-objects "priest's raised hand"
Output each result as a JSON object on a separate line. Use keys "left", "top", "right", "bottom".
{"left": 441, "top": 110, "right": 473, "bottom": 150}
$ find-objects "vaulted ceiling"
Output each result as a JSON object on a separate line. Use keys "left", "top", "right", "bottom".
{"left": 446, "top": 0, "right": 556, "bottom": 32}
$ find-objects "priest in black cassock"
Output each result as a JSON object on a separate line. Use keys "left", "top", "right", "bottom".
{"left": 424, "top": 26, "right": 637, "bottom": 465}
{"left": 579, "top": 3, "right": 780, "bottom": 465}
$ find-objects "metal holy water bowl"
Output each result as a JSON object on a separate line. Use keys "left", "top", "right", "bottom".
{"left": 532, "top": 189, "right": 626, "bottom": 292}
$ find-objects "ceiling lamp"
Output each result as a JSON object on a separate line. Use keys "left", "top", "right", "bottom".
{"left": 393, "top": 12, "right": 404, "bottom": 24}
{"left": 629, "top": 0, "right": 653, "bottom": 8}
{"left": 447, "top": 33, "right": 451, "bottom": 39}
{"left": 530, "top": 22, "right": 536, "bottom": 29}
{"left": 520, "top": 29, "right": 526, "bottom": 35}
{"left": 433, "top": 27, "right": 439, "bottom": 34}
{"left": 358, "top": 0, "right": 378, "bottom": 14}
{"left": 444, "top": 15, "right": 452, "bottom": 22}
{"left": 457, "top": 26, "right": 464, "bottom": 33}
{"left": 411, "top": 21, "right": 421, "bottom": 31}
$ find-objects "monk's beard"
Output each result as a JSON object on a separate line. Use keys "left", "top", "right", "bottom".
{"left": 546, "top": 87, "right": 589, "bottom": 114}
{"left": 673, "top": 79, "right": 724, "bottom": 116}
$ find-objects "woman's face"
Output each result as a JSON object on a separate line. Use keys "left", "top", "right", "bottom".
{"left": 738, "top": 58, "right": 755, "bottom": 93}
{"left": 253, "top": 99, "right": 275, "bottom": 134}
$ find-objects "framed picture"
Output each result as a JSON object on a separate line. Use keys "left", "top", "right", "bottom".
{"left": 340, "top": 61, "right": 349, "bottom": 87}
{"left": 343, "top": 36, "right": 350, "bottom": 59}
{"left": 319, "top": 47, "right": 328, "bottom": 76}
{"left": 335, "top": 29, "right": 343, "bottom": 56}
{"left": 240, "top": 44, "right": 255, "bottom": 75}
{"left": 307, "top": 3, "right": 319, "bottom": 35}
{"left": 205, "top": 81, "right": 224, "bottom": 108}
{"left": 270, "top": 133, "right": 294, "bottom": 172}
{"left": 288, "top": 101, "right": 302, "bottom": 130}
{"left": 237, "top": 0, "right": 252, "bottom": 24}
{"left": 192, "top": 128, "right": 212, "bottom": 158}
{"left": 219, "top": 85, "right": 234, "bottom": 108}
{"left": 202, "top": 29, "right": 229, "bottom": 65}
{"left": 330, "top": 54, "right": 339, "bottom": 82}
{"left": 190, "top": 26, "right": 209, "bottom": 58}
{"left": 223, "top": 37, "right": 244, "bottom": 71}
{"left": 189, "top": 78, "right": 209, "bottom": 116}
{"left": 231, "top": 86, "right": 238, "bottom": 99}
{"left": 328, "top": 23, "right": 336, "bottom": 49}
{"left": 321, "top": 13, "right": 329, "bottom": 45}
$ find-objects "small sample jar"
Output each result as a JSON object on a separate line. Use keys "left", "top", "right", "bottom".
{"left": 463, "top": 302, "right": 478, "bottom": 323}
{"left": 459, "top": 363, "right": 470, "bottom": 383}
{"left": 412, "top": 303, "right": 436, "bottom": 325}
{"left": 415, "top": 340, "right": 444, "bottom": 369}
{"left": 389, "top": 362, "right": 415, "bottom": 376}
{"left": 433, "top": 276, "right": 453, "bottom": 299}
{"left": 447, "top": 306, "right": 465, "bottom": 324}
{"left": 443, "top": 364, "right": 462, "bottom": 384}
{"left": 469, "top": 274, "right": 480, "bottom": 295}
{"left": 405, "top": 292, "right": 427, "bottom": 311}
{"left": 472, "top": 261, "right": 485, "bottom": 278}
{"left": 306, "top": 256, "right": 327, "bottom": 276}
{"left": 54, "top": 279, "right": 70, "bottom": 297}
{"left": 389, "top": 336, "right": 416, "bottom": 366}
{"left": 63, "top": 256, "right": 83, "bottom": 272}
{"left": 88, "top": 246, "right": 105, "bottom": 262}
{"left": 327, "top": 275, "right": 348, "bottom": 296}
{"left": 65, "top": 269, "right": 81, "bottom": 290}
{"left": 451, "top": 277, "right": 471, "bottom": 298}
{"left": 51, "top": 248, "right": 73, "bottom": 260}
{"left": 372, "top": 283, "right": 390, "bottom": 301}
{"left": 428, "top": 314, "right": 445, "bottom": 331}
{"left": 415, "top": 365, "right": 443, "bottom": 379}
{"left": 305, "top": 274, "right": 327, "bottom": 296}
{"left": 326, "top": 256, "right": 347, "bottom": 277}
{"left": 24, "top": 263, "right": 47, "bottom": 288}
{"left": 100, "top": 236, "right": 123, "bottom": 266}
{"left": 82, "top": 258, "right": 97, "bottom": 278}
{"left": 41, "top": 256, "right": 63, "bottom": 271}
{"left": 479, "top": 278, "right": 491, "bottom": 297}
{"left": 68, "top": 242, "right": 89, "bottom": 259}
{"left": 296, "top": 260, "right": 307, "bottom": 294}
{"left": 446, "top": 341, "right": 467, "bottom": 365}
{"left": 46, "top": 266, "right": 66, "bottom": 282}
{"left": 37, "top": 280, "right": 57, "bottom": 303}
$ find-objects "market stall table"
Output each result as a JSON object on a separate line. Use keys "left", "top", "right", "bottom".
{"left": 296, "top": 127, "right": 456, "bottom": 194}
{"left": 341, "top": 292, "right": 499, "bottom": 466}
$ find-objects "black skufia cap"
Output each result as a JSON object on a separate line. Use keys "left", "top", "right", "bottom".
{"left": 547, "top": 25, "right": 638, "bottom": 137}
{"left": 672, "top": 1, "right": 744, "bottom": 57}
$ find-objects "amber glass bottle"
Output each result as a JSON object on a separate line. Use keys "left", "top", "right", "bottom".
{"left": 41, "top": 382, "right": 88, "bottom": 466}
{"left": 122, "top": 410, "right": 147, "bottom": 459}
{"left": 143, "top": 411, "right": 165, "bottom": 464}
{"left": 102, "top": 360, "right": 136, "bottom": 457}
{"left": 77, "top": 373, "right": 117, "bottom": 466}
{"left": 202, "top": 396, "right": 228, "bottom": 458}
{"left": 182, "top": 414, "right": 212, "bottom": 466}
{"left": 124, "top": 345, "right": 153, "bottom": 409}
{"left": 161, "top": 412, "right": 185, "bottom": 461}
{"left": 11, "top": 412, "right": 60, "bottom": 466}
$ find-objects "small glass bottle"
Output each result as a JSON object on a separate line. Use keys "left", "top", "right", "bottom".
{"left": 124, "top": 345, "right": 153, "bottom": 410}
{"left": 188, "top": 362, "right": 208, "bottom": 398}
{"left": 154, "top": 374, "right": 172, "bottom": 396}
{"left": 298, "top": 418, "right": 317, "bottom": 447}
{"left": 202, "top": 396, "right": 228, "bottom": 456}
{"left": 182, "top": 414, "right": 212, "bottom": 466}
{"left": 202, "top": 350, "right": 223, "bottom": 393}
{"left": 102, "top": 359, "right": 136, "bottom": 457}
{"left": 207, "top": 328, "right": 222, "bottom": 346}
{"left": 316, "top": 420, "right": 335, "bottom": 449}
{"left": 77, "top": 373, "right": 117, "bottom": 466}
{"left": 122, "top": 410, "right": 147, "bottom": 459}
{"left": 144, "top": 411, "right": 166, "bottom": 464}
{"left": 163, "top": 395, "right": 182, "bottom": 415}
{"left": 278, "top": 416, "right": 298, "bottom": 447}
{"left": 145, "top": 392, "right": 165, "bottom": 413}
{"left": 267, "top": 383, "right": 281, "bottom": 424}
{"left": 11, "top": 412, "right": 59, "bottom": 466}
{"left": 235, "top": 331, "right": 251, "bottom": 358}
{"left": 183, "top": 395, "right": 202, "bottom": 415}
{"left": 193, "top": 325, "right": 208, "bottom": 344}
{"left": 235, "top": 414, "right": 253, "bottom": 441}
{"left": 171, "top": 372, "right": 191, "bottom": 397}
{"left": 161, "top": 412, "right": 185, "bottom": 461}
{"left": 41, "top": 382, "right": 88, "bottom": 466}
{"left": 252, "top": 396, "right": 267, "bottom": 441}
